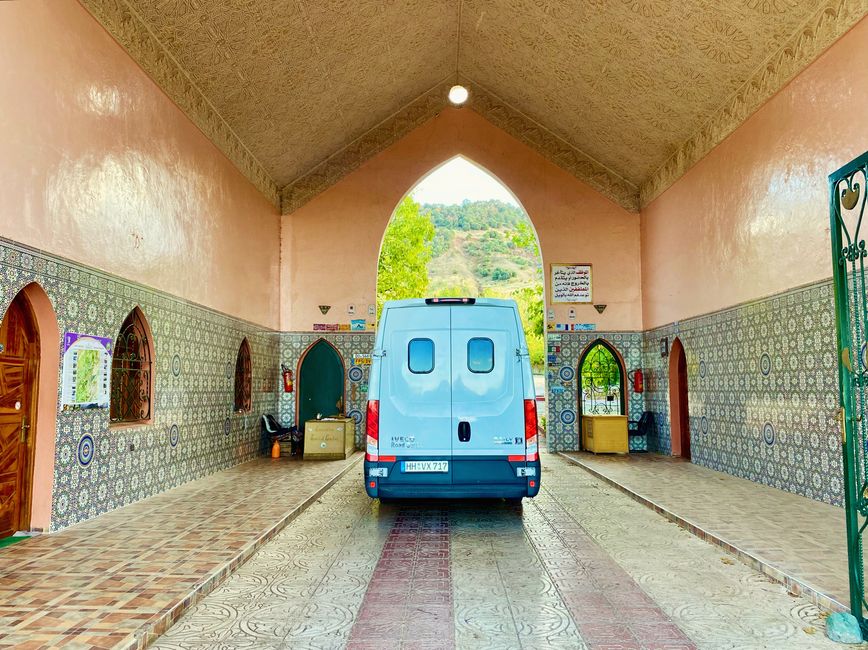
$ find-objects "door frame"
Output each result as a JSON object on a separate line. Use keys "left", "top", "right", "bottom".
{"left": 295, "top": 338, "right": 346, "bottom": 429}
{"left": 668, "top": 337, "right": 690, "bottom": 459}
{"left": 576, "top": 338, "right": 627, "bottom": 447}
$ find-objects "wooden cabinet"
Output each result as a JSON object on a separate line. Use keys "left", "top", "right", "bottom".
{"left": 581, "top": 415, "right": 628, "bottom": 454}
{"left": 303, "top": 417, "right": 355, "bottom": 460}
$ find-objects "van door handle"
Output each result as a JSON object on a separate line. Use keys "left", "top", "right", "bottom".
{"left": 458, "top": 421, "right": 471, "bottom": 442}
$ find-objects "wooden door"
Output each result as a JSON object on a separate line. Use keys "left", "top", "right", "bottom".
{"left": 677, "top": 349, "right": 690, "bottom": 460}
{"left": 0, "top": 294, "right": 39, "bottom": 538}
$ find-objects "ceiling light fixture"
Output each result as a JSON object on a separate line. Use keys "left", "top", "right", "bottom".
{"left": 448, "top": 1, "right": 469, "bottom": 106}
{"left": 448, "top": 84, "right": 468, "bottom": 105}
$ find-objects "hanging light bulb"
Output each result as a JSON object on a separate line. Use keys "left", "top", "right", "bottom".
{"left": 448, "top": 84, "right": 469, "bottom": 105}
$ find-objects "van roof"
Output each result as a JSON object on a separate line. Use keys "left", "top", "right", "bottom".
{"left": 381, "top": 298, "right": 518, "bottom": 309}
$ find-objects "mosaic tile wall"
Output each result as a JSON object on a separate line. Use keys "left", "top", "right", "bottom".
{"left": 545, "top": 331, "right": 644, "bottom": 453}
{"left": 641, "top": 280, "right": 843, "bottom": 506}
{"left": 0, "top": 238, "right": 280, "bottom": 531}
{"left": 278, "top": 332, "right": 376, "bottom": 449}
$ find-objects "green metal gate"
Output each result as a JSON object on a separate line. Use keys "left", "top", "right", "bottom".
{"left": 830, "top": 151, "right": 868, "bottom": 628}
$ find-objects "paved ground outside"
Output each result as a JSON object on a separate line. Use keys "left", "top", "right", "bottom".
{"left": 154, "top": 452, "right": 845, "bottom": 650}
{"left": 0, "top": 453, "right": 362, "bottom": 649}
{"left": 562, "top": 451, "right": 848, "bottom": 612}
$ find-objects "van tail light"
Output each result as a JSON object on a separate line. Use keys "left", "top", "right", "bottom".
{"left": 524, "top": 399, "right": 538, "bottom": 462}
{"left": 366, "top": 400, "right": 379, "bottom": 462}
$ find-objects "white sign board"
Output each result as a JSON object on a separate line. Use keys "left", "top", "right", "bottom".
{"left": 61, "top": 332, "right": 112, "bottom": 410}
{"left": 551, "top": 264, "right": 592, "bottom": 303}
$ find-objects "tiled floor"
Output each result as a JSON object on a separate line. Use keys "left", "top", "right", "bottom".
{"left": 0, "top": 453, "right": 362, "bottom": 650}
{"left": 155, "top": 451, "right": 844, "bottom": 649}
{"left": 561, "top": 451, "right": 849, "bottom": 611}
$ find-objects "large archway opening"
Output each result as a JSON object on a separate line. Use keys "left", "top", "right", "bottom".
{"left": 376, "top": 156, "right": 545, "bottom": 381}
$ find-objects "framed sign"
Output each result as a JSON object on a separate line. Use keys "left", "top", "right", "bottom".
{"left": 61, "top": 332, "right": 112, "bottom": 410}
{"left": 551, "top": 264, "right": 592, "bottom": 303}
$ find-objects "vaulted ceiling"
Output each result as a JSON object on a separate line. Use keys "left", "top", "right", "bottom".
{"left": 81, "top": 0, "right": 867, "bottom": 213}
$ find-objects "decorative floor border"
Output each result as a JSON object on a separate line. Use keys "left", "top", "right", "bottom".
{"left": 558, "top": 452, "right": 848, "bottom": 616}
{"left": 133, "top": 454, "right": 363, "bottom": 649}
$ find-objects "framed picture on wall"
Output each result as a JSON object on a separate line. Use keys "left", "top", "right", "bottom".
{"left": 660, "top": 337, "right": 669, "bottom": 358}
{"left": 551, "top": 263, "right": 592, "bottom": 303}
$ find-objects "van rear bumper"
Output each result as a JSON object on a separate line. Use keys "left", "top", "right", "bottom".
{"left": 364, "top": 456, "right": 541, "bottom": 500}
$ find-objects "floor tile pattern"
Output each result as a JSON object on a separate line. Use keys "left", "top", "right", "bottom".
{"left": 561, "top": 451, "right": 849, "bottom": 611}
{"left": 347, "top": 509, "right": 453, "bottom": 649}
{"left": 0, "top": 454, "right": 360, "bottom": 650}
{"left": 154, "top": 450, "right": 849, "bottom": 650}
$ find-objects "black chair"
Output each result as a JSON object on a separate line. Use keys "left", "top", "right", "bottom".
{"left": 628, "top": 411, "right": 655, "bottom": 451}
{"left": 261, "top": 414, "right": 303, "bottom": 455}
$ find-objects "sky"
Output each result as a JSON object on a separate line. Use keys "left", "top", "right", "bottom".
{"left": 410, "top": 157, "right": 519, "bottom": 206}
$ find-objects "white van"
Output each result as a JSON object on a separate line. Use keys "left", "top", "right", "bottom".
{"left": 364, "top": 297, "right": 540, "bottom": 500}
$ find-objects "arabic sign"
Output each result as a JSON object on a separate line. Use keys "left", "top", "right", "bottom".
{"left": 551, "top": 264, "right": 592, "bottom": 303}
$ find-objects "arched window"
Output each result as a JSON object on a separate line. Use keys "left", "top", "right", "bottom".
{"left": 110, "top": 307, "right": 154, "bottom": 424}
{"left": 234, "top": 338, "right": 252, "bottom": 413}
{"left": 578, "top": 340, "right": 625, "bottom": 416}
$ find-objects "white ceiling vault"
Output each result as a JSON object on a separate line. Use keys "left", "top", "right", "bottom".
{"left": 81, "top": 0, "right": 868, "bottom": 214}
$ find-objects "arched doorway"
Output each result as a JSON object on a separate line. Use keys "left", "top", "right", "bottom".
{"left": 0, "top": 289, "right": 41, "bottom": 538}
{"left": 296, "top": 339, "right": 345, "bottom": 432}
{"left": 577, "top": 340, "right": 626, "bottom": 450}
{"left": 669, "top": 337, "right": 690, "bottom": 459}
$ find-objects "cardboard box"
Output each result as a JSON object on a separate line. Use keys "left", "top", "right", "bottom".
{"left": 303, "top": 418, "right": 354, "bottom": 460}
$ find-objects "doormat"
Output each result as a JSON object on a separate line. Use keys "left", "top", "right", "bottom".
{"left": 0, "top": 535, "right": 29, "bottom": 549}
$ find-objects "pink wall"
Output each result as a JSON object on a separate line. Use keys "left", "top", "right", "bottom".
{"left": 0, "top": 0, "right": 281, "bottom": 329}
{"left": 282, "top": 108, "right": 642, "bottom": 332}
{"left": 641, "top": 16, "right": 868, "bottom": 329}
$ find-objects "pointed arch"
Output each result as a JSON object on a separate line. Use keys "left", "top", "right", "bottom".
{"left": 295, "top": 338, "right": 346, "bottom": 431}
{"left": 110, "top": 306, "right": 155, "bottom": 425}
{"left": 576, "top": 338, "right": 626, "bottom": 420}
{"left": 234, "top": 337, "right": 252, "bottom": 413}
{"left": 0, "top": 282, "right": 59, "bottom": 532}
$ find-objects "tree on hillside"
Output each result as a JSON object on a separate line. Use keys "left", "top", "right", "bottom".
{"left": 377, "top": 197, "right": 435, "bottom": 316}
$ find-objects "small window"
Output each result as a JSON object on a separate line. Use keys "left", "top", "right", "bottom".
{"left": 408, "top": 338, "right": 434, "bottom": 374}
{"left": 468, "top": 338, "right": 494, "bottom": 373}
{"left": 110, "top": 307, "right": 154, "bottom": 425}
{"left": 234, "top": 338, "right": 252, "bottom": 413}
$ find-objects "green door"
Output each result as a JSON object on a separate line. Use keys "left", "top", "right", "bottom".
{"left": 297, "top": 340, "right": 344, "bottom": 432}
{"left": 830, "top": 151, "right": 868, "bottom": 630}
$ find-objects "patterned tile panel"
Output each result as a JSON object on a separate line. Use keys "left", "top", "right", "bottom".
{"left": 0, "top": 237, "right": 280, "bottom": 531}
{"left": 641, "top": 279, "right": 843, "bottom": 505}
{"left": 545, "top": 331, "right": 644, "bottom": 453}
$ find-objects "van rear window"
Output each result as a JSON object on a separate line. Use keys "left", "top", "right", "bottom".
{"left": 408, "top": 338, "right": 434, "bottom": 374}
{"left": 467, "top": 338, "right": 494, "bottom": 373}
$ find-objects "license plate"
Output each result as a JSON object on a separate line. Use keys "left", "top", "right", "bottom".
{"left": 402, "top": 461, "right": 449, "bottom": 473}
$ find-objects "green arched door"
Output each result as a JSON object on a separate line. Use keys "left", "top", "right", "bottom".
{"left": 297, "top": 340, "right": 344, "bottom": 432}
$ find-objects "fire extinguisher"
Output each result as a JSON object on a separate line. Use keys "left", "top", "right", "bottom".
{"left": 281, "top": 364, "right": 293, "bottom": 393}
{"left": 628, "top": 368, "right": 644, "bottom": 394}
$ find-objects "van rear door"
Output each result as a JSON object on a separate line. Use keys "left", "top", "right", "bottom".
{"left": 377, "top": 305, "right": 452, "bottom": 486}
{"left": 450, "top": 305, "right": 526, "bottom": 487}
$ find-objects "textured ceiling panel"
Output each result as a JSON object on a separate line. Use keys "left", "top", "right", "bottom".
{"left": 82, "top": 0, "right": 868, "bottom": 213}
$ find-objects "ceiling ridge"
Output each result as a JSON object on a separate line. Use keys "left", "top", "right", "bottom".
{"left": 640, "top": 0, "right": 868, "bottom": 208}
{"left": 80, "top": 0, "right": 281, "bottom": 207}
{"left": 279, "top": 78, "right": 453, "bottom": 215}
{"left": 464, "top": 79, "right": 639, "bottom": 212}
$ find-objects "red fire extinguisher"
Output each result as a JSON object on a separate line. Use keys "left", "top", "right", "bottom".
{"left": 281, "top": 364, "right": 293, "bottom": 393}
{"left": 628, "top": 368, "right": 644, "bottom": 394}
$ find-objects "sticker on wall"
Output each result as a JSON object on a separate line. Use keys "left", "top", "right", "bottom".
{"left": 348, "top": 409, "right": 363, "bottom": 424}
{"left": 172, "top": 354, "right": 181, "bottom": 377}
{"left": 759, "top": 352, "right": 771, "bottom": 377}
{"left": 77, "top": 434, "right": 95, "bottom": 467}
{"left": 61, "top": 332, "right": 112, "bottom": 410}
{"left": 350, "top": 319, "right": 366, "bottom": 331}
{"left": 551, "top": 386, "right": 565, "bottom": 395}
{"left": 169, "top": 424, "right": 180, "bottom": 447}
{"left": 762, "top": 422, "right": 775, "bottom": 446}
{"left": 224, "top": 417, "right": 231, "bottom": 436}
{"left": 558, "top": 366, "right": 575, "bottom": 382}
{"left": 348, "top": 366, "right": 364, "bottom": 382}
{"left": 560, "top": 409, "right": 576, "bottom": 425}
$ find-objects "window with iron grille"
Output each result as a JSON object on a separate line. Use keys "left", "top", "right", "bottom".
{"left": 110, "top": 307, "right": 153, "bottom": 425}
{"left": 234, "top": 338, "right": 252, "bottom": 412}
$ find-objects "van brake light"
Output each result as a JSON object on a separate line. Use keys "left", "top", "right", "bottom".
{"left": 524, "top": 399, "right": 538, "bottom": 462}
{"left": 366, "top": 400, "right": 379, "bottom": 462}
